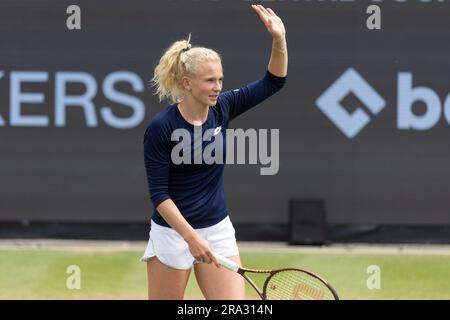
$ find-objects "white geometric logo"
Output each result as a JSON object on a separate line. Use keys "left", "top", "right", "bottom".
{"left": 316, "top": 68, "right": 386, "bottom": 139}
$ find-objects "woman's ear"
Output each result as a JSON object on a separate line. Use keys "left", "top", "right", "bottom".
{"left": 181, "top": 76, "right": 192, "bottom": 92}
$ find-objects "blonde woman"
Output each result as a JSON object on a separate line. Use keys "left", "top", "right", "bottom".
{"left": 142, "top": 5, "right": 288, "bottom": 300}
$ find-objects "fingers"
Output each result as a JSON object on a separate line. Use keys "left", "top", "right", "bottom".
{"left": 252, "top": 5, "right": 272, "bottom": 30}
{"left": 258, "top": 5, "right": 272, "bottom": 16}
{"left": 202, "top": 252, "right": 220, "bottom": 268}
{"left": 188, "top": 236, "right": 221, "bottom": 268}
{"left": 251, "top": 4, "right": 267, "bottom": 22}
{"left": 266, "top": 8, "right": 277, "bottom": 16}
{"left": 195, "top": 252, "right": 221, "bottom": 268}
{"left": 195, "top": 256, "right": 205, "bottom": 263}
{"left": 251, "top": 4, "right": 279, "bottom": 33}
{"left": 252, "top": 4, "right": 276, "bottom": 17}
{"left": 195, "top": 251, "right": 209, "bottom": 263}
{"left": 210, "top": 252, "right": 220, "bottom": 269}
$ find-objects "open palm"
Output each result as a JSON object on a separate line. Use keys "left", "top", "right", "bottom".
{"left": 252, "top": 5, "right": 286, "bottom": 39}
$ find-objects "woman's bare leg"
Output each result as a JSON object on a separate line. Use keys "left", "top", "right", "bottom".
{"left": 147, "top": 257, "right": 191, "bottom": 300}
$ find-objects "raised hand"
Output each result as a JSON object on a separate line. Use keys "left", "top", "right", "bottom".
{"left": 251, "top": 5, "right": 286, "bottom": 40}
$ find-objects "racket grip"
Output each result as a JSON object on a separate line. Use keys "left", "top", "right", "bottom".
{"left": 212, "top": 252, "right": 240, "bottom": 272}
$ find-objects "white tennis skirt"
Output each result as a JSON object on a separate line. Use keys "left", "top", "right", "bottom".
{"left": 141, "top": 216, "right": 239, "bottom": 270}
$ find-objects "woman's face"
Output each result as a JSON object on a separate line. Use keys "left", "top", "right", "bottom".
{"left": 186, "top": 60, "right": 223, "bottom": 107}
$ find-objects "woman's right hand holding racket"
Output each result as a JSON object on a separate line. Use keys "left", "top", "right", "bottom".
{"left": 185, "top": 233, "right": 220, "bottom": 268}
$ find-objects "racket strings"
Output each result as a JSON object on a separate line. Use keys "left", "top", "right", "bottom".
{"left": 264, "top": 270, "right": 336, "bottom": 300}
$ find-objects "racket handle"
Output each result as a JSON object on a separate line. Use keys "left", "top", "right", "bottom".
{"left": 212, "top": 252, "right": 240, "bottom": 272}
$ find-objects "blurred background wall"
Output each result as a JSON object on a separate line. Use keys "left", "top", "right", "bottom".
{"left": 0, "top": 0, "right": 449, "bottom": 242}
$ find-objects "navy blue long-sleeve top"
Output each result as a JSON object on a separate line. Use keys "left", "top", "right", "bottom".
{"left": 144, "top": 70, "right": 286, "bottom": 228}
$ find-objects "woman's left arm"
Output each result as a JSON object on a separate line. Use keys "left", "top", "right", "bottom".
{"left": 252, "top": 5, "right": 288, "bottom": 77}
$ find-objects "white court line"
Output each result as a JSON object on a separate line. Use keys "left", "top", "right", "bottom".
{"left": 0, "top": 239, "right": 449, "bottom": 255}
{"left": 238, "top": 242, "right": 450, "bottom": 255}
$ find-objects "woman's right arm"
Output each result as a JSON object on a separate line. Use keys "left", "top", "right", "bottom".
{"left": 144, "top": 120, "right": 218, "bottom": 267}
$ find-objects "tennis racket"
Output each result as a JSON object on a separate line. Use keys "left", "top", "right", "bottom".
{"left": 212, "top": 252, "right": 339, "bottom": 300}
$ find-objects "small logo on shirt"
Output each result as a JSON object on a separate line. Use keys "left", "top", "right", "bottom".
{"left": 213, "top": 126, "right": 222, "bottom": 136}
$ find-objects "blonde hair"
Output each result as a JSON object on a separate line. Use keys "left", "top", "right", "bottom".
{"left": 151, "top": 34, "right": 222, "bottom": 104}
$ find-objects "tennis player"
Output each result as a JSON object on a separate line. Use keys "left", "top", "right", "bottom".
{"left": 142, "top": 5, "right": 288, "bottom": 300}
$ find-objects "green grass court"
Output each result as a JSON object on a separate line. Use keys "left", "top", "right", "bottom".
{"left": 0, "top": 245, "right": 449, "bottom": 300}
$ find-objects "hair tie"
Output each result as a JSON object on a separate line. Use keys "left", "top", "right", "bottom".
{"left": 182, "top": 43, "right": 191, "bottom": 52}
{"left": 182, "top": 33, "right": 192, "bottom": 52}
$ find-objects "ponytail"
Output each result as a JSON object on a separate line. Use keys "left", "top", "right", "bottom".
{"left": 151, "top": 34, "right": 221, "bottom": 104}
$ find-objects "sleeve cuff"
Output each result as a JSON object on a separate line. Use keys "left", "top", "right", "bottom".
{"left": 151, "top": 194, "right": 171, "bottom": 210}
{"left": 266, "top": 70, "right": 287, "bottom": 81}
